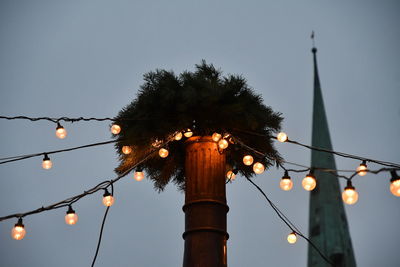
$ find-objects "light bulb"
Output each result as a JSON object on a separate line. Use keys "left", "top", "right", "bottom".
{"left": 110, "top": 124, "right": 121, "bottom": 135}
{"left": 212, "top": 133, "right": 222, "bottom": 142}
{"left": 342, "top": 181, "right": 359, "bottom": 205}
{"left": 159, "top": 148, "right": 169, "bottom": 158}
{"left": 242, "top": 155, "right": 254, "bottom": 166}
{"left": 102, "top": 190, "right": 114, "bottom": 207}
{"left": 152, "top": 139, "right": 162, "bottom": 148}
{"left": 356, "top": 161, "right": 368, "bottom": 176}
{"left": 11, "top": 218, "right": 26, "bottom": 240}
{"left": 302, "top": 171, "right": 316, "bottom": 191}
{"left": 134, "top": 170, "right": 144, "bottom": 181}
{"left": 55, "top": 123, "right": 67, "bottom": 139}
{"left": 174, "top": 132, "right": 183, "bottom": 141}
{"left": 122, "top": 146, "right": 132, "bottom": 155}
{"left": 287, "top": 232, "right": 297, "bottom": 244}
{"left": 42, "top": 154, "right": 52, "bottom": 170}
{"left": 65, "top": 206, "right": 78, "bottom": 225}
{"left": 280, "top": 171, "right": 293, "bottom": 191}
{"left": 226, "top": 170, "right": 237, "bottom": 181}
{"left": 184, "top": 129, "right": 193, "bottom": 138}
{"left": 389, "top": 170, "right": 400, "bottom": 197}
{"left": 253, "top": 162, "right": 265, "bottom": 174}
{"left": 218, "top": 139, "right": 229, "bottom": 150}
{"left": 277, "top": 132, "right": 288, "bottom": 143}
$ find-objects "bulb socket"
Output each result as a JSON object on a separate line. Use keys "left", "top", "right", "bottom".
{"left": 282, "top": 170, "right": 291, "bottom": 180}
{"left": 345, "top": 180, "right": 355, "bottom": 190}
{"left": 390, "top": 170, "right": 400, "bottom": 183}
{"left": 103, "top": 189, "right": 112, "bottom": 197}
{"left": 66, "top": 205, "right": 75, "bottom": 214}
{"left": 56, "top": 122, "right": 64, "bottom": 130}
{"left": 15, "top": 218, "right": 24, "bottom": 227}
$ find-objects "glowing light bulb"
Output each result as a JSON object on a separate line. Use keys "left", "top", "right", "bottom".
{"left": 184, "top": 129, "right": 193, "bottom": 138}
{"left": 122, "top": 146, "right": 132, "bottom": 155}
{"left": 42, "top": 154, "right": 52, "bottom": 170}
{"left": 134, "top": 170, "right": 144, "bottom": 181}
{"left": 11, "top": 218, "right": 26, "bottom": 240}
{"left": 356, "top": 161, "right": 368, "bottom": 176}
{"left": 102, "top": 190, "right": 114, "bottom": 207}
{"left": 242, "top": 155, "right": 254, "bottom": 166}
{"left": 302, "top": 171, "right": 316, "bottom": 191}
{"left": 218, "top": 139, "right": 229, "bottom": 150}
{"left": 390, "top": 180, "right": 400, "bottom": 197}
{"left": 253, "top": 162, "right": 265, "bottom": 174}
{"left": 280, "top": 171, "right": 293, "bottom": 191}
{"left": 390, "top": 171, "right": 400, "bottom": 197}
{"left": 226, "top": 170, "right": 237, "bottom": 181}
{"left": 212, "top": 133, "right": 222, "bottom": 142}
{"left": 110, "top": 124, "right": 121, "bottom": 135}
{"left": 159, "top": 148, "right": 169, "bottom": 158}
{"left": 174, "top": 132, "right": 183, "bottom": 141}
{"left": 65, "top": 206, "right": 78, "bottom": 225}
{"left": 277, "top": 132, "right": 288, "bottom": 143}
{"left": 342, "top": 181, "right": 359, "bottom": 205}
{"left": 152, "top": 139, "right": 162, "bottom": 148}
{"left": 55, "top": 123, "right": 67, "bottom": 139}
{"left": 287, "top": 232, "right": 297, "bottom": 244}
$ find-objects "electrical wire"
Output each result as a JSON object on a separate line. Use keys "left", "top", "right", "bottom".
{"left": 0, "top": 115, "right": 172, "bottom": 123}
{"left": 0, "top": 140, "right": 117, "bottom": 165}
{"left": 286, "top": 139, "right": 400, "bottom": 169}
{"left": 0, "top": 148, "right": 156, "bottom": 222}
{"left": 232, "top": 128, "right": 400, "bottom": 169}
{"left": 91, "top": 182, "right": 114, "bottom": 267}
{"left": 244, "top": 176, "right": 334, "bottom": 266}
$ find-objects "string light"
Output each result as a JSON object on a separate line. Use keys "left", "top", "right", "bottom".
{"left": 390, "top": 170, "right": 400, "bottom": 197}
{"left": 287, "top": 232, "right": 297, "bottom": 244}
{"left": 55, "top": 122, "right": 67, "bottom": 139}
{"left": 102, "top": 189, "right": 115, "bottom": 207}
{"left": 65, "top": 205, "right": 78, "bottom": 225}
{"left": 212, "top": 132, "right": 222, "bottom": 142}
{"left": 184, "top": 129, "right": 193, "bottom": 138}
{"left": 159, "top": 148, "right": 169, "bottom": 158}
{"left": 218, "top": 139, "right": 229, "bottom": 150}
{"left": 134, "top": 168, "right": 145, "bottom": 181}
{"left": 121, "top": 146, "right": 132, "bottom": 155}
{"left": 11, "top": 218, "right": 26, "bottom": 240}
{"left": 356, "top": 161, "right": 368, "bottom": 176}
{"left": 174, "top": 132, "right": 183, "bottom": 141}
{"left": 253, "top": 162, "right": 265, "bottom": 174}
{"left": 226, "top": 169, "right": 238, "bottom": 181}
{"left": 280, "top": 171, "right": 293, "bottom": 191}
{"left": 342, "top": 180, "right": 359, "bottom": 205}
{"left": 110, "top": 124, "right": 121, "bottom": 135}
{"left": 242, "top": 155, "right": 254, "bottom": 166}
{"left": 277, "top": 132, "right": 288, "bottom": 143}
{"left": 302, "top": 170, "right": 316, "bottom": 191}
{"left": 42, "top": 154, "right": 52, "bottom": 170}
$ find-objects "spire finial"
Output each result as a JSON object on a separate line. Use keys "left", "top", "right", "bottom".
{"left": 311, "top": 31, "right": 317, "bottom": 53}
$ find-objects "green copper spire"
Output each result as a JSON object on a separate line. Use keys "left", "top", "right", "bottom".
{"left": 307, "top": 45, "right": 357, "bottom": 267}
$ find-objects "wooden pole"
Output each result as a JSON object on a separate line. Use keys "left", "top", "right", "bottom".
{"left": 183, "top": 136, "right": 229, "bottom": 267}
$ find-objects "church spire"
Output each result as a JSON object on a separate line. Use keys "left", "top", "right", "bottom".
{"left": 308, "top": 35, "right": 357, "bottom": 267}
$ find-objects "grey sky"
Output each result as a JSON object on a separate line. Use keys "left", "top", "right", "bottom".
{"left": 0, "top": 1, "right": 399, "bottom": 266}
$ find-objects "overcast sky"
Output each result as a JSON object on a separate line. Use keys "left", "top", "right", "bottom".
{"left": 0, "top": 1, "right": 399, "bottom": 266}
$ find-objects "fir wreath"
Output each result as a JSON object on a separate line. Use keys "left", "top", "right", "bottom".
{"left": 114, "top": 61, "right": 283, "bottom": 191}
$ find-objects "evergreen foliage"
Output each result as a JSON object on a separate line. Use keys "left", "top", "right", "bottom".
{"left": 114, "top": 61, "right": 283, "bottom": 191}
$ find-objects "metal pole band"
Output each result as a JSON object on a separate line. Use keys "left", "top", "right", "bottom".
{"left": 182, "top": 199, "right": 229, "bottom": 212}
{"left": 182, "top": 227, "right": 229, "bottom": 239}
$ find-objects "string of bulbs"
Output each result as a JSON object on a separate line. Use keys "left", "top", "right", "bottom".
{"left": 0, "top": 119, "right": 399, "bottom": 200}
{"left": 1, "top": 118, "right": 399, "bottom": 264}
{"left": 1, "top": 129, "right": 335, "bottom": 265}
